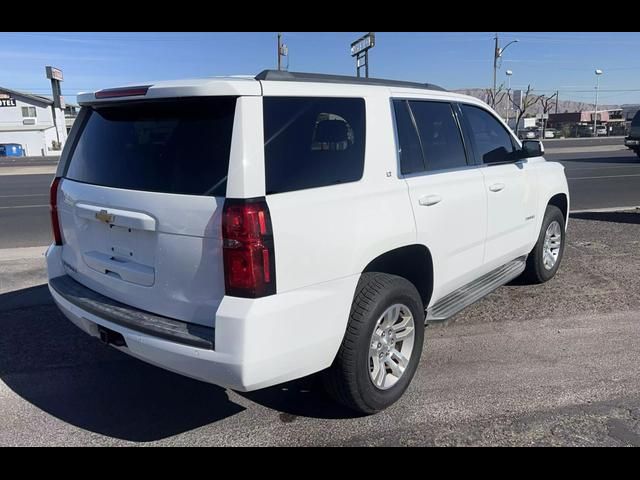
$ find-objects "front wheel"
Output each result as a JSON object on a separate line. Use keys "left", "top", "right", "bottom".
{"left": 521, "top": 204, "right": 566, "bottom": 284}
{"left": 322, "top": 273, "right": 425, "bottom": 414}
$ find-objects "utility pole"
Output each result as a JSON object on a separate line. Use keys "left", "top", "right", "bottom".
{"left": 277, "top": 32, "right": 282, "bottom": 71}
{"left": 493, "top": 33, "right": 499, "bottom": 107}
{"left": 555, "top": 90, "right": 559, "bottom": 114}
{"left": 492, "top": 33, "right": 518, "bottom": 108}
{"left": 276, "top": 33, "right": 288, "bottom": 71}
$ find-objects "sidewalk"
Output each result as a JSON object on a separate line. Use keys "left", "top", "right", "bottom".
{"left": 545, "top": 144, "right": 628, "bottom": 154}
{"left": 0, "top": 166, "right": 57, "bottom": 176}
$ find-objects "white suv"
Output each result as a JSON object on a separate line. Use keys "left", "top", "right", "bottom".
{"left": 46, "top": 70, "right": 569, "bottom": 413}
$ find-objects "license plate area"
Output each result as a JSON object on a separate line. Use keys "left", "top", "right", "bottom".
{"left": 76, "top": 210, "right": 158, "bottom": 286}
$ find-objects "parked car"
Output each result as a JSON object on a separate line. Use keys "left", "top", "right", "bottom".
{"left": 576, "top": 126, "right": 593, "bottom": 137}
{"left": 596, "top": 126, "right": 608, "bottom": 136}
{"left": 518, "top": 128, "right": 538, "bottom": 140}
{"left": 625, "top": 111, "right": 640, "bottom": 158}
{"left": 46, "top": 71, "right": 570, "bottom": 414}
{"left": 543, "top": 129, "right": 557, "bottom": 139}
{"left": 0, "top": 143, "right": 25, "bottom": 157}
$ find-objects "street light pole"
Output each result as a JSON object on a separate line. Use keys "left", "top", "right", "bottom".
{"left": 505, "top": 69, "right": 513, "bottom": 126}
{"left": 593, "top": 69, "right": 603, "bottom": 136}
{"left": 492, "top": 34, "right": 518, "bottom": 108}
{"left": 493, "top": 33, "right": 499, "bottom": 107}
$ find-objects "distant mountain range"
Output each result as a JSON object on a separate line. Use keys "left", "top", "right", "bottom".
{"left": 452, "top": 88, "right": 618, "bottom": 116}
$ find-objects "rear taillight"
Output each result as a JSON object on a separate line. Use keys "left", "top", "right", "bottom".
{"left": 50, "top": 177, "right": 63, "bottom": 246}
{"left": 222, "top": 198, "right": 276, "bottom": 298}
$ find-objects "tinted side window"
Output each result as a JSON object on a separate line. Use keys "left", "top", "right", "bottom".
{"left": 263, "top": 97, "right": 365, "bottom": 194}
{"left": 393, "top": 100, "right": 425, "bottom": 174}
{"left": 632, "top": 111, "right": 640, "bottom": 126}
{"left": 409, "top": 101, "right": 468, "bottom": 171}
{"left": 461, "top": 104, "right": 515, "bottom": 164}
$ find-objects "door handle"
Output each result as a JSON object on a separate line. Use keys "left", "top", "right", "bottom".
{"left": 418, "top": 194, "right": 442, "bottom": 206}
{"left": 489, "top": 183, "right": 505, "bottom": 192}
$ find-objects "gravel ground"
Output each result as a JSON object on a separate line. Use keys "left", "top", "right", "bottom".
{"left": 1, "top": 212, "right": 639, "bottom": 446}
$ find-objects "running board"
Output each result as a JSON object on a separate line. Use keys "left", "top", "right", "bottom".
{"left": 426, "top": 256, "right": 527, "bottom": 322}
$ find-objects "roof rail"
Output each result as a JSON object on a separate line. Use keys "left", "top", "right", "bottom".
{"left": 255, "top": 70, "right": 447, "bottom": 92}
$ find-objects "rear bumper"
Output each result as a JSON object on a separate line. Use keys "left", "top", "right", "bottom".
{"left": 50, "top": 275, "right": 215, "bottom": 349}
{"left": 46, "top": 244, "right": 358, "bottom": 391}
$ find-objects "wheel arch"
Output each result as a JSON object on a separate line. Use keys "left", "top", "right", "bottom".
{"left": 362, "top": 244, "right": 433, "bottom": 310}
{"left": 548, "top": 192, "right": 569, "bottom": 228}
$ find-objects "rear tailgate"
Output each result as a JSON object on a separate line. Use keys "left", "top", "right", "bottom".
{"left": 57, "top": 96, "right": 238, "bottom": 327}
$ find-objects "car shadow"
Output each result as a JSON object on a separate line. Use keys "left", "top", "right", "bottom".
{"left": 570, "top": 210, "right": 640, "bottom": 225}
{"left": 239, "top": 374, "right": 364, "bottom": 421}
{"left": 0, "top": 285, "right": 245, "bottom": 442}
{"left": 0, "top": 284, "right": 359, "bottom": 443}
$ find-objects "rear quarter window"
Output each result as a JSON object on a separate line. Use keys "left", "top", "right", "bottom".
{"left": 263, "top": 97, "right": 366, "bottom": 194}
{"left": 65, "top": 97, "right": 236, "bottom": 196}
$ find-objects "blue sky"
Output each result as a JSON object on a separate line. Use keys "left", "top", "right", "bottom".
{"left": 2, "top": 32, "right": 640, "bottom": 105}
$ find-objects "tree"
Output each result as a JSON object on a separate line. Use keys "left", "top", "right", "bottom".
{"left": 485, "top": 83, "right": 507, "bottom": 110}
{"left": 537, "top": 92, "right": 558, "bottom": 138}
{"left": 509, "top": 85, "right": 537, "bottom": 134}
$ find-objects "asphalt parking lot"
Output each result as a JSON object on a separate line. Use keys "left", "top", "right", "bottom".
{"left": 1, "top": 210, "right": 639, "bottom": 446}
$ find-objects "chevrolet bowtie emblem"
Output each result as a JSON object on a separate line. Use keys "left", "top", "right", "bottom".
{"left": 95, "top": 209, "right": 115, "bottom": 224}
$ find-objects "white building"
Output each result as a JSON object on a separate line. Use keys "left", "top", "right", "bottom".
{"left": 64, "top": 103, "right": 81, "bottom": 134}
{"left": 0, "top": 86, "right": 68, "bottom": 156}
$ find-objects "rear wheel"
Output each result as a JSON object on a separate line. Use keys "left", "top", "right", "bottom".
{"left": 521, "top": 205, "right": 566, "bottom": 284}
{"left": 322, "top": 273, "right": 425, "bottom": 414}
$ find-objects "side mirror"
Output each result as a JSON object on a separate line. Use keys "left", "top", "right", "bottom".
{"left": 522, "top": 140, "right": 544, "bottom": 157}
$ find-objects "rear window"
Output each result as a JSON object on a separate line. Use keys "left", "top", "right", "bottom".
{"left": 263, "top": 97, "right": 365, "bottom": 194}
{"left": 65, "top": 97, "right": 236, "bottom": 196}
{"left": 632, "top": 111, "right": 640, "bottom": 126}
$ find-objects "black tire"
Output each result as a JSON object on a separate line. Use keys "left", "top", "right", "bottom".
{"left": 322, "top": 273, "right": 425, "bottom": 414}
{"left": 521, "top": 204, "right": 566, "bottom": 284}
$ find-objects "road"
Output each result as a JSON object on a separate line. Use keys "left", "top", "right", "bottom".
{"left": 1, "top": 147, "right": 638, "bottom": 249}
{"left": 0, "top": 174, "right": 52, "bottom": 249}
{"left": 548, "top": 149, "right": 640, "bottom": 211}
{"left": 2, "top": 212, "right": 640, "bottom": 445}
